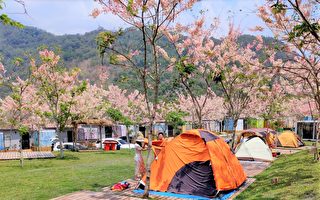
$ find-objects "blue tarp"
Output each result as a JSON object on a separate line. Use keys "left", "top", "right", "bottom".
{"left": 303, "top": 116, "right": 313, "bottom": 121}
{"left": 0, "top": 132, "right": 3, "bottom": 150}
{"left": 133, "top": 189, "right": 236, "bottom": 200}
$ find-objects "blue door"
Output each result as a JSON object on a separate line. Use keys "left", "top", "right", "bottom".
{"left": 0, "top": 132, "right": 4, "bottom": 150}
{"left": 224, "top": 118, "right": 234, "bottom": 131}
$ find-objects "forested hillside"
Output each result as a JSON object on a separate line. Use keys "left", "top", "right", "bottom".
{"left": 0, "top": 24, "right": 277, "bottom": 98}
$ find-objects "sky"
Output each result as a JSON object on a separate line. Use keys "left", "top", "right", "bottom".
{"left": 2, "top": 0, "right": 271, "bottom": 36}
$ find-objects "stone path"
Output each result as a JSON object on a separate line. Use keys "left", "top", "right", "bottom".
{"left": 0, "top": 151, "right": 55, "bottom": 160}
{"left": 240, "top": 161, "right": 271, "bottom": 177}
{"left": 52, "top": 161, "right": 265, "bottom": 200}
{"left": 53, "top": 179, "right": 181, "bottom": 200}
{"left": 52, "top": 146, "right": 312, "bottom": 200}
{"left": 273, "top": 146, "right": 313, "bottom": 155}
{"left": 53, "top": 178, "right": 256, "bottom": 200}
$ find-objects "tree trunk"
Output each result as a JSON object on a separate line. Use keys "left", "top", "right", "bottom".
{"left": 125, "top": 125, "right": 131, "bottom": 150}
{"left": 72, "top": 123, "right": 77, "bottom": 151}
{"left": 231, "top": 118, "right": 239, "bottom": 150}
{"left": 143, "top": 123, "right": 154, "bottom": 198}
{"left": 196, "top": 114, "right": 203, "bottom": 129}
{"left": 100, "top": 125, "right": 103, "bottom": 150}
{"left": 19, "top": 138, "right": 24, "bottom": 168}
{"left": 58, "top": 129, "right": 64, "bottom": 158}
{"left": 315, "top": 122, "right": 319, "bottom": 161}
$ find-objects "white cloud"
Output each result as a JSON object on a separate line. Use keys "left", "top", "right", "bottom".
{"left": 178, "top": 0, "right": 271, "bottom": 37}
{"left": 2, "top": 0, "right": 271, "bottom": 36}
{"left": 2, "top": 0, "right": 127, "bottom": 35}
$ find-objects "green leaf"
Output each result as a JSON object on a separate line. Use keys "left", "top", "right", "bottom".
{"left": 271, "top": 2, "right": 287, "bottom": 15}
{"left": 18, "top": 125, "right": 29, "bottom": 135}
{"left": 96, "top": 31, "right": 118, "bottom": 64}
{"left": 165, "top": 111, "right": 188, "bottom": 128}
{"left": 126, "top": 0, "right": 137, "bottom": 16}
{"left": 0, "top": 14, "right": 24, "bottom": 28}
{"left": 106, "top": 107, "right": 124, "bottom": 122}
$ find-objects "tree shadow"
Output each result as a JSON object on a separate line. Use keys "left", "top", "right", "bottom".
{"left": 55, "top": 154, "right": 80, "bottom": 160}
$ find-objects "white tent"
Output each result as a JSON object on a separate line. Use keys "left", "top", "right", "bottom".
{"left": 235, "top": 137, "right": 273, "bottom": 162}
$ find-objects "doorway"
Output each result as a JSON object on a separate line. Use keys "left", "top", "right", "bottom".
{"left": 139, "top": 127, "right": 146, "bottom": 137}
{"left": 21, "top": 133, "right": 30, "bottom": 149}
{"left": 168, "top": 125, "right": 174, "bottom": 137}
{"left": 105, "top": 126, "right": 112, "bottom": 138}
{"left": 67, "top": 131, "right": 73, "bottom": 142}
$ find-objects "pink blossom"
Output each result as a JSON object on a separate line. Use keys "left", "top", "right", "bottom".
{"left": 91, "top": 8, "right": 100, "bottom": 18}
{"left": 39, "top": 49, "right": 60, "bottom": 65}
{"left": 0, "top": 62, "right": 5, "bottom": 72}
{"left": 249, "top": 26, "right": 265, "bottom": 32}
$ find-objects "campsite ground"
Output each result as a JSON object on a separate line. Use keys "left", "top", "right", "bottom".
{"left": 0, "top": 151, "right": 135, "bottom": 200}
{"left": 0, "top": 149, "right": 319, "bottom": 200}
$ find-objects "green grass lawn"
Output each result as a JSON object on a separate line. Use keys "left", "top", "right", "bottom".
{"left": 236, "top": 150, "right": 320, "bottom": 200}
{"left": 1, "top": 148, "right": 319, "bottom": 200}
{"left": 0, "top": 150, "right": 136, "bottom": 200}
{"left": 303, "top": 140, "right": 319, "bottom": 146}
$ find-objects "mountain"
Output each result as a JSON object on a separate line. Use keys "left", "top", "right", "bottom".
{"left": 0, "top": 24, "right": 102, "bottom": 72}
{"left": 0, "top": 24, "right": 279, "bottom": 98}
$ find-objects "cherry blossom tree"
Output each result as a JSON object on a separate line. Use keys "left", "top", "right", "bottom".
{"left": 31, "top": 49, "right": 87, "bottom": 158}
{"left": 259, "top": 0, "right": 320, "bottom": 160}
{"left": 105, "top": 84, "right": 148, "bottom": 144}
{"left": 177, "top": 93, "right": 226, "bottom": 125}
{"left": 0, "top": 55, "right": 48, "bottom": 167}
{"left": 284, "top": 97, "right": 316, "bottom": 119}
{"left": 106, "top": 85, "right": 148, "bottom": 124}
{"left": 0, "top": 74, "right": 46, "bottom": 167}
{"left": 245, "top": 81, "right": 290, "bottom": 127}
{"left": 165, "top": 18, "right": 225, "bottom": 127}
{"left": 71, "top": 83, "right": 108, "bottom": 148}
{"left": 72, "top": 83, "right": 107, "bottom": 121}
{"left": 93, "top": 0, "right": 197, "bottom": 195}
{"left": 216, "top": 33, "right": 271, "bottom": 149}
{"left": 168, "top": 18, "right": 270, "bottom": 148}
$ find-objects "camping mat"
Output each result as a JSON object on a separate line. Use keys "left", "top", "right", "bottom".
{"left": 240, "top": 160, "right": 271, "bottom": 177}
{"left": 0, "top": 151, "right": 55, "bottom": 160}
{"left": 133, "top": 178, "right": 255, "bottom": 200}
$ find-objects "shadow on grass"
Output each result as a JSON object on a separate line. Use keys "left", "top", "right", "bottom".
{"left": 95, "top": 150, "right": 134, "bottom": 156}
{"left": 55, "top": 154, "right": 80, "bottom": 160}
{"left": 91, "top": 183, "right": 106, "bottom": 191}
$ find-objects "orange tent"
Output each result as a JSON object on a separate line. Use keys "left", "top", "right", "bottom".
{"left": 277, "top": 131, "right": 304, "bottom": 148}
{"left": 141, "top": 129, "right": 246, "bottom": 198}
{"left": 236, "top": 128, "right": 277, "bottom": 148}
{"left": 152, "top": 137, "right": 173, "bottom": 155}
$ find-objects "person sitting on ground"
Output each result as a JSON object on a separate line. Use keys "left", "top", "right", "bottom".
{"left": 157, "top": 132, "right": 164, "bottom": 141}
